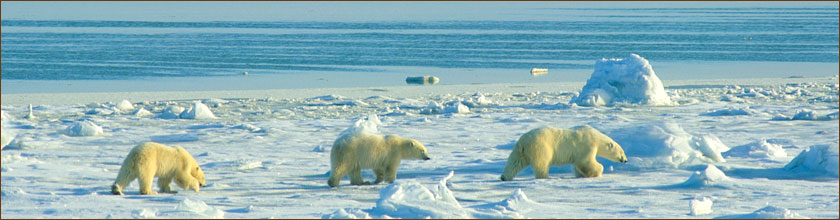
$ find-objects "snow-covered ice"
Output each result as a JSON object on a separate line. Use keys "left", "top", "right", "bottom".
{"left": 573, "top": 54, "right": 672, "bottom": 106}
{"left": 689, "top": 197, "right": 714, "bottom": 216}
{"left": 1, "top": 76, "right": 837, "bottom": 218}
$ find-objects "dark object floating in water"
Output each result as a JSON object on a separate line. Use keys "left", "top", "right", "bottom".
{"left": 406, "top": 76, "right": 440, "bottom": 85}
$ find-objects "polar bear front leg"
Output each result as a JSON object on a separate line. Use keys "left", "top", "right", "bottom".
{"left": 159, "top": 176, "right": 177, "bottom": 193}
{"left": 138, "top": 172, "right": 158, "bottom": 195}
{"left": 384, "top": 163, "right": 399, "bottom": 183}
{"left": 373, "top": 168, "right": 385, "bottom": 184}
{"left": 573, "top": 160, "right": 604, "bottom": 178}
{"left": 175, "top": 172, "right": 200, "bottom": 192}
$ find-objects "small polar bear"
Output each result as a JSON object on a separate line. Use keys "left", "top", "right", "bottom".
{"left": 501, "top": 125, "right": 627, "bottom": 181}
{"left": 328, "top": 131, "right": 431, "bottom": 187}
{"left": 111, "top": 142, "right": 206, "bottom": 195}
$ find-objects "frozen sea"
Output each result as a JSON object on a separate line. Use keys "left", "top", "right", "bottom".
{"left": 1, "top": 2, "right": 839, "bottom": 219}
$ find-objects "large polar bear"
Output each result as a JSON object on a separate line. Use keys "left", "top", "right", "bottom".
{"left": 111, "top": 142, "right": 206, "bottom": 195}
{"left": 501, "top": 125, "right": 627, "bottom": 181}
{"left": 328, "top": 131, "right": 431, "bottom": 187}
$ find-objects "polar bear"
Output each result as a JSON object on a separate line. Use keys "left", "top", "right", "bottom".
{"left": 500, "top": 125, "right": 627, "bottom": 181}
{"left": 111, "top": 142, "right": 206, "bottom": 195}
{"left": 328, "top": 131, "right": 431, "bottom": 187}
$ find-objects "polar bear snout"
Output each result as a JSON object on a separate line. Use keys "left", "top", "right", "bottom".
{"left": 619, "top": 158, "right": 628, "bottom": 163}
{"left": 423, "top": 155, "right": 431, "bottom": 160}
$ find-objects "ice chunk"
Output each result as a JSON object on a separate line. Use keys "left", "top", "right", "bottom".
{"left": 131, "top": 108, "right": 154, "bottom": 117}
{"left": 700, "top": 107, "right": 753, "bottom": 116}
{"left": 724, "top": 140, "right": 788, "bottom": 159}
{"left": 719, "top": 206, "right": 808, "bottom": 219}
{"left": 116, "top": 100, "right": 134, "bottom": 112}
{"left": 64, "top": 121, "right": 105, "bottom": 137}
{"left": 180, "top": 102, "right": 217, "bottom": 119}
{"left": 176, "top": 198, "right": 225, "bottom": 219}
{"left": 159, "top": 106, "right": 185, "bottom": 119}
{"left": 340, "top": 114, "right": 383, "bottom": 136}
{"left": 679, "top": 165, "right": 732, "bottom": 188}
{"left": 689, "top": 197, "right": 713, "bottom": 215}
{"left": 784, "top": 144, "right": 839, "bottom": 177}
{"left": 573, "top": 54, "right": 672, "bottom": 106}
{"left": 405, "top": 75, "right": 440, "bottom": 85}
{"left": 609, "top": 123, "right": 729, "bottom": 168}
{"left": 372, "top": 175, "right": 470, "bottom": 218}
{"left": 131, "top": 208, "right": 157, "bottom": 219}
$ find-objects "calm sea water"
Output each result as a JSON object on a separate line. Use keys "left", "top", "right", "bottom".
{"left": 1, "top": 3, "right": 838, "bottom": 90}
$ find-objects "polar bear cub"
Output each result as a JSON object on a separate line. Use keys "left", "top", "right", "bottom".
{"left": 111, "top": 142, "right": 206, "bottom": 195}
{"left": 501, "top": 125, "right": 627, "bottom": 181}
{"left": 328, "top": 131, "right": 431, "bottom": 187}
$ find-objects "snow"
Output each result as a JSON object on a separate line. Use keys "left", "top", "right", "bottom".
{"left": 159, "top": 105, "right": 184, "bottom": 119}
{"left": 677, "top": 165, "right": 734, "bottom": 188}
{"left": 718, "top": 205, "right": 808, "bottom": 219}
{"left": 724, "top": 140, "right": 788, "bottom": 160}
{"left": 115, "top": 100, "right": 134, "bottom": 112}
{"left": 64, "top": 120, "right": 105, "bottom": 137}
{"left": 784, "top": 144, "right": 840, "bottom": 177}
{"left": 573, "top": 54, "right": 672, "bottom": 106}
{"left": 690, "top": 197, "right": 714, "bottom": 216}
{"left": 701, "top": 107, "right": 754, "bottom": 116}
{"left": 0, "top": 77, "right": 837, "bottom": 219}
{"left": 608, "top": 123, "right": 729, "bottom": 168}
{"left": 179, "top": 102, "right": 217, "bottom": 119}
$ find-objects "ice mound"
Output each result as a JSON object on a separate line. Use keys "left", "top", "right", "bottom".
{"left": 700, "top": 107, "right": 754, "bottom": 116}
{"left": 115, "top": 100, "right": 134, "bottom": 112}
{"left": 573, "top": 54, "right": 672, "bottom": 106}
{"left": 203, "top": 98, "right": 227, "bottom": 107}
{"left": 420, "top": 101, "right": 470, "bottom": 115}
{"left": 64, "top": 121, "right": 105, "bottom": 137}
{"left": 326, "top": 171, "right": 470, "bottom": 219}
{"left": 340, "top": 114, "right": 383, "bottom": 136}
{"left": 609, "top": 123, "right": 729, "bottom": 168}
{"left": 180, "top": 102, "right": 217, "bottom": 119}
{"left": 784, "top": 144, "right": 839, "bottom": 177}
{"left": 723, "top": 140, "right": 787, "bottom": 160}
{"left": 159, "top": 106, "right": 185, "bottom": 119}
{"left": 131, "top": 108, "right": 154, "bottom": 117}
{"left": 470, "top": 188, "right": 549, "bottom": 218}
{"left": 678, "top": 165, "right": 733, "bottom": 188}
{"left": 176, "top": 198, "right": 225, "bottom": 219}
{"left": 772, "top": 108, "right": 838, "bottom": 121}
{"left": 373, "top": 172, "right": 469, "bottom": 219}
{"left": 461, "top": 93, "right": 495, "bottom": 108}
{"left": 131, "top": 208, "right": 157, "bottom": 219}
{"left": 718, "top": 206, "right": 808, "bottom": 219}
{"left": 689, "top": 197, "right": 713, "bottom": 215}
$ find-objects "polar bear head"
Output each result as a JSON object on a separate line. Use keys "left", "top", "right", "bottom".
{"left": 577, "top": 125, "right": 628, "bottom": 163}
{"left": 389, "top": 136, "right": 431, "bottom": 160}
{"left": 174, "top": 146, "right": 207, "bottom": 191}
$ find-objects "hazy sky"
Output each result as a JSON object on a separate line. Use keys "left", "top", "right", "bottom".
{"left": 2, "top": 1, "right": 837, "bottom": 22}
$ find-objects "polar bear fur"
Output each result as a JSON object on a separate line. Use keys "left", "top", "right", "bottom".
{"left": 111, "top": 142, "right": 206, "bottom": 195}
{"left": 501, "top": 125, "right": 627, "bottom": 181}
{"left": 328, "top": 132, "right": 431, "bottom": 187}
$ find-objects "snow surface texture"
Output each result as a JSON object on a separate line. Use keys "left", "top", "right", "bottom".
{"left": 1, "top": 77, "right": 838, "bottom": 218}
{"left": 573, "top": 54, "right": 672, "bottom": 106}
{"left": 608, "top": 122, "right": 729, "bottom": 168}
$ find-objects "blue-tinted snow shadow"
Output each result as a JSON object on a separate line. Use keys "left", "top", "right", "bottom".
{"left": 723, "top": 167, "right": 837, "bottom": 181}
